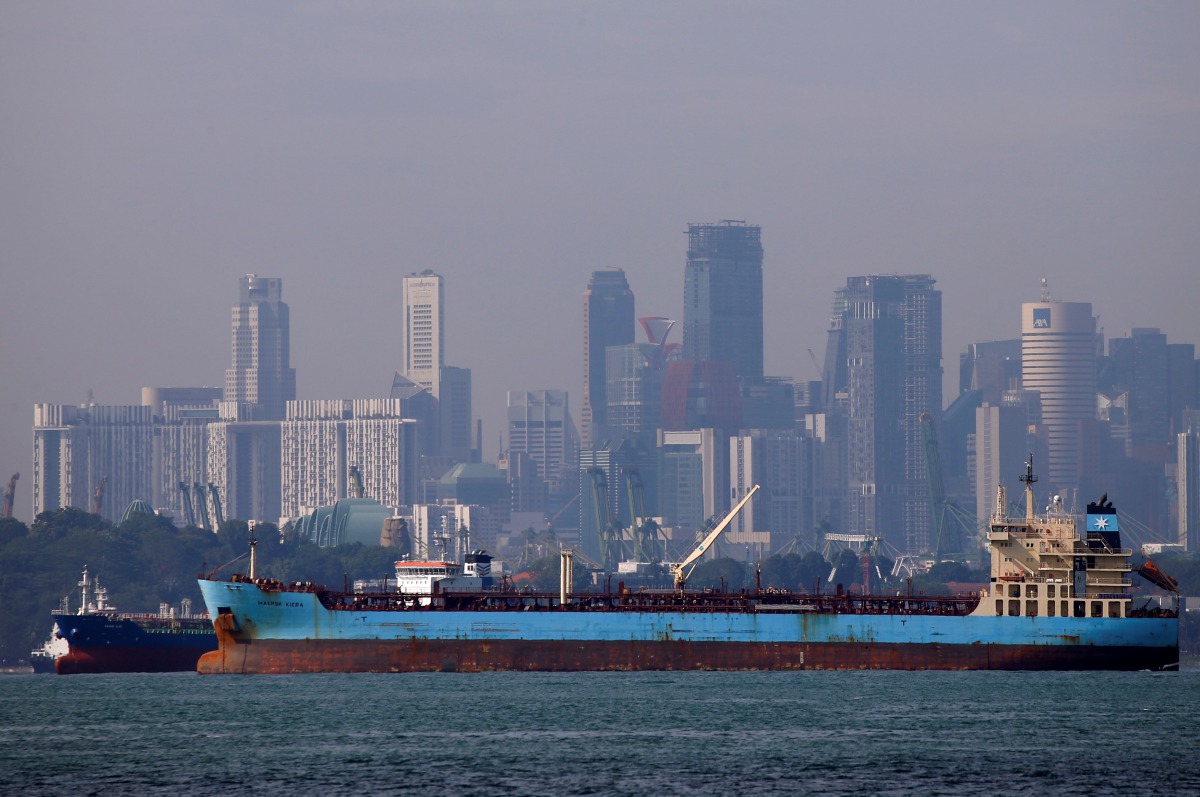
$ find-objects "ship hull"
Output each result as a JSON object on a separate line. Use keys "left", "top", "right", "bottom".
{"left": 53, "top": 613, "right": 216, "bottom": 675}
{"left": 200, "top": 632, "right": 1176, "bottom": 674}
{"left": 197, "top": 580, "right": 1178, "bottom": 674}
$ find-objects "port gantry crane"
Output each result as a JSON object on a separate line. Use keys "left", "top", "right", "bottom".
{"left": 3, "top": 473, "right": 17, "bottom": 519}
{"left": 672, "top": 484, "right": 760, "bottom": 591}
{"left": 624, "top": 468, "right": 666, "bottom": 563}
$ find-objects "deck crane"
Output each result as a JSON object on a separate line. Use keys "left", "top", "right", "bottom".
{"left": 3, "top": 473, "right": 17, "bottom": 519}
{"left": 193, "top": 483, "right": 212, "bottom": 531}
{"left": 179, "top": 482, "right": 196, "bottom": 527}
{"left": 90, "top": 475, "right": 107, "bottom": 515}
{"left": 673, "top": 484, "right": 759, "bottom": 590}
{"left": 208, "top": 483, "right": 225, "bottom": 528}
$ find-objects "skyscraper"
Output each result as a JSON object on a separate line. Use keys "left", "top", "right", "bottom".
{"left": 401, "top": 271, "right": 445, "bottom": 397}
{"left": 32, "top": 403, "right": 155, "bottom": 521}
{"left": 1021, "top": 296, "right": 1097, "bottom": 495}
{"left": 682, "top": 221, "right": 764, "bottom": 379}
{"left": 506, "top": 390, "right": 579, "bottom": 494}
{"left": 224, "top": 275, "right": 296, "bottom": 421}
{"left": 582, "top": 269, "right": 634, "bottom": 447}
{"left": 821, "top": 275, "right": 942, "bottom": 554}
{"left": 280, "top": 399, "right": 417, "bottom": 518}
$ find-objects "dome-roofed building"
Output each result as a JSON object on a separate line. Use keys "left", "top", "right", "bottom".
{"left": 295, "top": 497, "right": 392, "bottom": 547}
{"left": 119, "top": 498, "right": 157, "bottom": 525}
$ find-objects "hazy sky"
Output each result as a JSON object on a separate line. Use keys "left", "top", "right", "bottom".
{"left": 3, "top": 2, "right": 1198, "bottom": 522}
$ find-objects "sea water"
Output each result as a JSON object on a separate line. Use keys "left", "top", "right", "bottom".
{"left": 2, "top": 670, "right": 1197, "bottom": 796}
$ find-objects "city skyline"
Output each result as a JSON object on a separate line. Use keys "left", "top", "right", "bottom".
{"left": 3, "top": 4, "right": 1199, "bottom": 522}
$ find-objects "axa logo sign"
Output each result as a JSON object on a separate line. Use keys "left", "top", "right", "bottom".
{"left": 1032, "top": 308, "right": 1051, "bottom": 329}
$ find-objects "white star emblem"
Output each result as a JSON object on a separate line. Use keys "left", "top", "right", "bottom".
{"left": 1095, "top": 517, "right": 1108, "bottom": 529}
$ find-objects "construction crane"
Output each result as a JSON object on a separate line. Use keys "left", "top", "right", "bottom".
{"left": 3, "top": 473, "right": 17, "bottom": 519}
{"left": 348, "top": 465, "right": 365, "bottom": 499}
{"left": 208, "top": 483, "right": 225, "bottom": 528}
{"left": 91, "top": 476, "right": 107, "bottom": 515}
{"left": 179, "top": 482, "right": 196, "bottom": 527}
{"left": 193, "top": 483, "right": 212, "bottom": 531}
{"left": 673, "top": 485, "right": 759, "bottom": 590}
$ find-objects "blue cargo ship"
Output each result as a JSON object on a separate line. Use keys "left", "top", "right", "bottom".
{"left": 52, "top": 567, "right": 216, "bottom": 674}
{"left": 197, "top": 470, "right": 1178, "bottom": 673}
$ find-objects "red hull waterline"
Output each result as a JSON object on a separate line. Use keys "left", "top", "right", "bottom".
{"left": 56, "top": 646, "right": 213, "bottom": 675}
{"left": 198, "top": 635, "right": 1177, "bottom": 675}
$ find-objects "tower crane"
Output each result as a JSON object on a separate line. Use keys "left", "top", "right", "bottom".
{"left": 3, "top": 473, "right": 18, "bottom": 519}
{"left": 349, "top": 465, "right": 365, "bottom": 499}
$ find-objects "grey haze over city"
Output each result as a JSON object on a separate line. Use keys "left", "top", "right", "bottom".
{"left": 2, "top": 2, "right": 1198, "bottom": 523}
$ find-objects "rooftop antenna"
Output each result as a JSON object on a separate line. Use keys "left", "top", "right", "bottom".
{"left": 1040, "top": 277, "right": 1050, "bottom": 302}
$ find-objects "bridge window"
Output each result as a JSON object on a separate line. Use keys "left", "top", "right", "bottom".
{"left": 1074, "top": 601, "right": 1085, "bottom": 618}
{"left": 1047, "top": 601, "right": 1055, "bottom": 617}
{"left": 1026, "top": 601, "right": 1038, "bottom": 617}
{"left": 1025, "top": 585, "right": 1038, "bottom": 598}
{"left": 1091, "top": 602, "right": 1103, "bottom": 618}
{"left": 1047, "top": 585, "right": 1056, "bottom": 598}
{"left": 995, "top": 600, "right": 1003, "bottom": 615}
{"left": 1008, "top": 600, "right": 1020, "bottom": 617}
{"left": 1109, "top": 602, "right": 1121, "bottom": 619}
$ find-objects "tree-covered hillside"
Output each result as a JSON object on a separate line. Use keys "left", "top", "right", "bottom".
{"left": 0, "top": 510, "right": 397, "bottom": 665}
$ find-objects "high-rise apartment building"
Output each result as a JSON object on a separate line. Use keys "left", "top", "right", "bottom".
{"left": 32, "top": 403, "right": 155, "bottom": 521}
{"left": 821, "top": 275, "right": 942, "bottom": 554}
{"left": 582, "top": 269, "right": 634, "bottom": 447}
{"left": 401, "top": 271, "right": 445, "bottom": 397}
{"left": 141, "top": 386, "right": 222, "bottom": 519}
{"left": 682, "top": 221, "right": 764, "bottom": 379}
{"left": 206, "top": 402, "right": 281, "bottom": 524}
{"left": 223, "top": 275, "right": 296, "bottom": 421}
{"left": 1021, "top": 297, "right": 1097, "bottom": 495}
{"left": 280, "top": 399, "right": 417, "bottom": 518}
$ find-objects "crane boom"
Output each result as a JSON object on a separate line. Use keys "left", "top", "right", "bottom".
{"left": 673, "top": 484, "right": 760, "bottom": 589}
{"left": 3, "top": 473, "right": 17, "bottom": 519}
{"left": 90, "top": 475, "right": 107, "bottom": 515}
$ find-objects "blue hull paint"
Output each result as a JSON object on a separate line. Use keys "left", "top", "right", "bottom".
{"left": 198, "top": 580, "right": 1177, "bottom": 653}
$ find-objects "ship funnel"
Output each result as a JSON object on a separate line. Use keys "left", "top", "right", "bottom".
{"left": 559, "top": 550, "right": 574, "bottom": 606}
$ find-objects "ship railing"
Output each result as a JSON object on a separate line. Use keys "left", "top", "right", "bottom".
{"left": 1087, "top": 578, "right": 1133, "bottom": 588}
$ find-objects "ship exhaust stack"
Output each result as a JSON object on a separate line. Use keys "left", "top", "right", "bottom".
{"left": 559, "top": 550, "right": 574, "bottom": 605}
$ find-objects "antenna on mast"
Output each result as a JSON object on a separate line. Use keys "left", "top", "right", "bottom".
{"left": 1040, "top": 277, "right": 1050, "bottom": 302}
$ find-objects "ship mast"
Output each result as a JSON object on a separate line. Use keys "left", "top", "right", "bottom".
{"left": 1019, "top": 454, "right": 1038, "bottom": 523}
